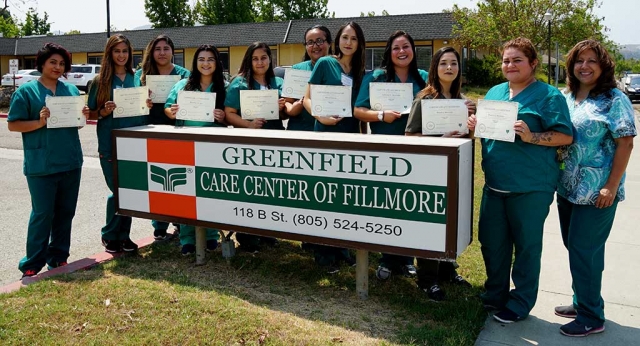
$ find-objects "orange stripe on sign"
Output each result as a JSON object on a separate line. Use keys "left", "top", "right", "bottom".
{"left": 149, "top": 191, "right": 197, "bottom": 220}
{"left": 147, "top": 139, "right": 195, "bottom": 166}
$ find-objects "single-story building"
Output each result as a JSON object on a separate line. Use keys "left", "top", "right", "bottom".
{"left": 0, "top": 12, "right": 463, "bottom": 76}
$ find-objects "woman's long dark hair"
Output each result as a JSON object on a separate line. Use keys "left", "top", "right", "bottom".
{"left": 565, "top": 39, "right": 618, "bottom": 97}
{"left": 234, "top": 42, "right": 275, "bottom": 90}
{"left": 185, "top": 45, "right": 226, "bottom": 109}
{"left": 334, "top": 21, "right": 366, "bottom": 92}
{"left": 303, "top": 25, "right": 333, "bottom": 61}
{"left": 140, "top": 34, "right": 175, "bottom": 85}
{"left": 417, "top": 47, "right": 462, "bottom": 99}
{"left": 379, "top": 30, "right": 425, "bottom": 89}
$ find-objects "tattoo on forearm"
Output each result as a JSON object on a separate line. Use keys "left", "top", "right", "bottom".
{"left": 529, "top": 132, "right": 553, "bottom": 144}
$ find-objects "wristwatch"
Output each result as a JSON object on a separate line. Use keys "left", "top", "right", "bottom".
{"left": 377, "top": 111, "right": 384, "bottom": 122}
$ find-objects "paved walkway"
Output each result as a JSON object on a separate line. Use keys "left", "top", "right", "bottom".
{"left": 475, "top": 111, "right": 640, "bottom": 345}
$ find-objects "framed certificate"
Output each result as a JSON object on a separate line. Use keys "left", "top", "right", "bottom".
{"left": 176, "top": 91, "right": 216, "bottom": 122}
{"left": 146, "top": 75, "right": 181, "bottom": 103}
{"left": 46, "top": 96, "right": 86, "bottom": 128}
{"left": 281, "top": 69, "right": 312, "bottom": 99}
{"left": 474, "top": 99, "right": 519, "bottom": 142}
{"left": 113, "top": 86, "right": 149, "bottom": 118}
{"left": 370, "top": 82, "right": 413, "bottom": 114}
{"left": 239, "top": 89, "right": 280, "bottom": 120}
{"left": 310, "top": 85, "right": 352, "bottom": 117}
{"left": 421, "top": 99, "right": 469, "bottom": 135}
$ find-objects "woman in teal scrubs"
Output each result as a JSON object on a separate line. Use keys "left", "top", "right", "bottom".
{"left": 468, "top": 37, "right": 573, "bottom": 323}
{"left": 164, "top": 44, "right": 226, "bottom": 256}
{"left": 8, "top": 43, "right": 89, "bottom": 278}
{"left": 404, "top": 46, "right": 474, "bottom": 300}
{"left": 284, "top": 25, "right": 332, "bottom": 131}
{"left": 224, "top": 42, "right": 285, "bottom": 251}
{"left": 135, "top": 34, "right": 190, "bottom": 241}
{"left": 88, "top": 34, "right": 152, "bottom": 253}
{"left": 354, "top": 30, "right": 426, "bottom": 281}
{"left": 554, "top": 40, "right": 635, "bottom": 337}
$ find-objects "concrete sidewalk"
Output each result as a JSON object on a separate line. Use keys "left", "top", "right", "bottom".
{"left": 475, "top": 112, "right": 640, "bottom": 345}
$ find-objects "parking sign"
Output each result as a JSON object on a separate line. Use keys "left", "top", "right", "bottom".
{"left": 9, "top": 59, "right": 18, "bottom": 74}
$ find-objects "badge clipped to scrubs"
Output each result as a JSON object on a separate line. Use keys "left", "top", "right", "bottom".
{"left": 341, "top": 73, "right": 353, "bottom": 87}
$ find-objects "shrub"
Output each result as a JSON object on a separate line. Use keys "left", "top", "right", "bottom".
{"left": 465, "top": 55, "right": 504, "bottom": 87}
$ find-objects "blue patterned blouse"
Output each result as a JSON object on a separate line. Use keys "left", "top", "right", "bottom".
{"left": 558, "top": 88, "right": 637, "bottom": 204}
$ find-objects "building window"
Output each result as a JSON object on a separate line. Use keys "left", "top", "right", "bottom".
{"left": 271, "top": 49, "right": 278, "bottom": 68}
{"left": 219, "top": 51, "right": 229, "bottom": 72}
{"left": 88, "top": 56, "right": 102, "bottom": 65}
{"left": 23, "top": 57, "right": 36, "bottom": 69}
{"left": 173, "top": 51, "right": 184, "bottom": 68}
{"left": 415, "top": 46, "right": 433, "bottom": 71}
{"left": 365, "top": 48, "right": 385, "bottom": 71}
{"left": 133, "top": 54, "right": 143, "bottom": 70}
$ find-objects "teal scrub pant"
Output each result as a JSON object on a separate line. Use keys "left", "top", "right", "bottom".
{"left": 152, "top": 220, "right": 177, "bottom": 232}
{"left": 19, "top": 168, "right": 82, "bottom": 273}
{"left": 99, "top": 157, "right": 132, "bottom": 241}
{"left": 557, "top": 195, "right": 618, "bottom": 327}
{"left": 478, "top": 186, "right": 554, "bottom": 317}
{"left": 312, "top": 244, "right": 352, "bottom": 267}
{"left": 179, "top": 225, "right": 220, "bottom": 246}
{"left": 379, "top": 253, "right": 414, "bottom": 269}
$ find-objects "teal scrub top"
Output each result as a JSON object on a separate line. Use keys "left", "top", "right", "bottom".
{"left": 88, "top": 73, "right": 148, "bottom": 158}
{"left": 308, "top": 56, "right": 360, "bottom": 133}
{"left": 355, "top": 68, "right": 428, "bottom": 135}
{"left": 224, "top": 75, "right": 284, "bottom": 130}
{"left": 135, "top": 65, "right": 190, "bottom": 125}
{"left": 286, "top": 60, "right": 315, "bottom": 131}
{"left": 165, "top": 78, "right": 224, "bottom": 128}
{"left": 481, "top": 81, "right": 573, "bottom": 193}
{"left": 7, "top": 80, "right": 83, "bottom": 176}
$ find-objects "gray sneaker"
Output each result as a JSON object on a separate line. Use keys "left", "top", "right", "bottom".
{"left": 376, "top": 265, "right": 392, "bottom": 280}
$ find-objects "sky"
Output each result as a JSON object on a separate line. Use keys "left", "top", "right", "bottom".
{"left": 12, "top": 0, "right": 639, "bottom": 45}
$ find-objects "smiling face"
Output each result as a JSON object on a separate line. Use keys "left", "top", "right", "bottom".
{"left": 573, "top": 49, "right": 602, "bottom": 90}
{"left": 251, "top": 48, "right": 270, "bottom": 77}
{"left": 338, "top": 25, "right": 358, "bottom": 57}
{"left": 41, "top": 53, "right": 65, "bottom": 81}
{"left": 305, "top": 28, "right": 330, "bottom": 63}
{"left": 197, "top": 50, "right": 216, "bottom": 77}
{"left": 390, "top": 36, "right": 413, "bottom": 69}
{"left": 501, "top": 47, "right": 537, "bottom": 84}
{"left": 153, "top": 40, "right": 173, "bottom": 67}
{"left": 112, "top": 42, "right": 129, "bottom": 67}
{"left": 437, "top": 52, "right": 459, "bottom": 84}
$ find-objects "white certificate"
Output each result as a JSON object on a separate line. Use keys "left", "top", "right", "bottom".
{"left": 474, "top": 99, "right": 519, "bottom": 142}
{"left": 281, "top": 69, "right": 312, "bottom": 99}
{"left": 310, "top": 85, "right": 352, "bottom": 117}
{"left": 240, "top": 89, "right": 280, "bottom": 120}
{"left": 370, "top": 82, "right": 413, "bottom": 114}
{"left": 421, "top": 99, "right": 469, "bottom": 135}
{"left": 113, "top": 86, "right": 149, "bottom": 118}
{"left": 146, "top": 75, "right": 181, "bottom": 103}
{"left": 176, "top": 90, "right": 216, "bottom": 122}
{"left": 46, "top": 96, "right": 86, "bottom": 129}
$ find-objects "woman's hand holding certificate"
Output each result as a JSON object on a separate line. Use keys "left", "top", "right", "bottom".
{"left": 281, "top": 69, "right": 312, "bottom": 99}
{"left": 146, "top": 75, "right": 181, "bottom": 103}
{"left": 240, "top": 90, "right": 279, "bottom": 120}
{"left": 113, "top": 86, "right": 149, "bottom": 118}
{"left": 421, "top": 99, "right": 469, "bottom": 135}
{"left": 176, "top": 90, "right": 217, "bottom": 122}
{"left": 310, "top": 85, "right": 352, "bottom": 117}
{"left": 474, "top": 99, "right": 519, "bottom": 142}
{"left": 370, "top": 82, "right": 413, "bottom": 114}
{"left": 46, "top": 96, "right": 86, "bottom": 128}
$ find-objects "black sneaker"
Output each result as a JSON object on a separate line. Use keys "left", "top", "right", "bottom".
{"left": 376, "top": 266, "right": 392, "bottom": 280}
{"left": 21, "top": 269, "right": 38, "bottom": 279}
{"left": 402, "top": 264, "right": 417, "bottom": 278}
{"left": 493, "top": 308, "right": 522, "bottom": 324}
{"left": 560, "top": 320, "right": 604, "bottom": 337}
{"left": 181, "top": 244, "right": 196, "bottom": 256}
{"left": 555, "top": 305, "right": 578, "bottom": 319}
{"left": 102, "top": 238, "right": 122, "bottom": 253}
{"left": 423, "top": 284, "right": 446, "bottom": 301}
{"left": 153, "top": 229, "right": 168, "bottom": 241}
{"left": 122, "top": 239, "right": 138, "bottom": 252}
{"left": 451, "top": 274, "right": 472, "bottom": 287}
{"left": 206, "top": 239, "right": 218, "bottom": 252}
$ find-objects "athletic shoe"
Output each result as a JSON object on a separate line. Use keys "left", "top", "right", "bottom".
{"left": 423, "top": 284, "right": 446, "bottom": 301}
{"left": 181, "top": 244, "right": 196, "bottom": 256}
{"left": 21, "top": 269, "right": 38, "bottom": 279}
{"left": 102, "top": 238, "right": 122, "bottom": 253}
{"left": 206, "top": 239, "right": 218, "bottom": 252}
{"left": 376, "top": 266, "right": 392, "bottom": 280}
{"left": 560, "top": 320, "right": 605, "bottom": 337}
{"left": 121, "top": 239, "right": 138, "bottom": 252}
{"left": 493, "top": 308, "right": 522, "bottom": 324}
{"left": 47, "top": 261, "right": 68, "bottom": 271}
{"left": 555, "top": 305, "right": 578, "bottom": 319}
{"left": 326, "top": 266, "right": 340, "bottom": 275}
{"left": 451, "top": 274, "right": 472, "bottom": 287}
{"left": 402, "top": 264, "right": 417, "bottom": 278}
{"left": 153, "top": 229, "right": 169, "bottom": 241}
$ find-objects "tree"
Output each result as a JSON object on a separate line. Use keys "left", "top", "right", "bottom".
{"left": 450, "top": 0, "right": 608, "bottom": 53}
{"left": 360, "top": 9, "right": 389, "bottom": 17}
{"left": 65, "top": 29, "right": 81, "bottom": 35}
{"left": 254, "top": 0, "right": 329, "bottom": 22}
{"left": 144, "top": 0, "right": 194, "bottom": 28}
{"left": 194, "top": 0, "right": 255, "bottom": 25}
{"left": 0, "top": 7, "right": 18, "bottom": 38}
{"left": 20, "top": 7, "right": 51, "bottom": 36}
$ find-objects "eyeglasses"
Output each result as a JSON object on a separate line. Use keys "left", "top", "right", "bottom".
{"left": 305, "top": 38, "right": 327, "bottom": 47}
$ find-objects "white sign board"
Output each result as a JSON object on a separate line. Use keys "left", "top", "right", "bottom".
{"left": 9, "top": 59, "right": 18, "bottom": 74}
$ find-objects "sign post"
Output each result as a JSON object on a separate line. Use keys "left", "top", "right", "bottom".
{"left": 9, "top": 59, "right": 18, "bottom": 91}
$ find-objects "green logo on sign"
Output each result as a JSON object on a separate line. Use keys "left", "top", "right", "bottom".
{"left": 150, "top": 165, "right": 187, "bottom": 192}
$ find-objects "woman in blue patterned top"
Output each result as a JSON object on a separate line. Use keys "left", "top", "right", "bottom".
{"left": 554, "top": 40, "right": 636, "bottom": 337}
